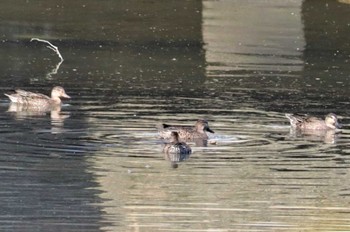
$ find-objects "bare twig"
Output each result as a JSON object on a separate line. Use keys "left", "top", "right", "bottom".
{"left": 30, "top": 38, "right": 64, "bottom": 78}
{"left": 30, "top": 38, "right": 64, "bottom": 62}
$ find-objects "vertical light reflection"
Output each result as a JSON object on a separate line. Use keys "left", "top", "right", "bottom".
{"left": 202, "top": 0, "right": 305, "bottom": 77}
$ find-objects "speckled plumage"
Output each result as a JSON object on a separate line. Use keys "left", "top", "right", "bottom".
{"left": 5, "top": 86, "right": 70, "bottom": 109}
{"left": 285, "top": 113, "right": 340, "bottom": 130}
{"left": 158, "top": 119, "right": 214, "bottom": 141}
{"left": 163, "top": 132, "right": 192, "bottom": 155}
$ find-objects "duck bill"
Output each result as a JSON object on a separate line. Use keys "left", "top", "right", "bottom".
{"left": 62, "top": 93, "right": 71, "bottom": 99}
{"left": 206, "top": 127, "right": 215, "bottom": 133}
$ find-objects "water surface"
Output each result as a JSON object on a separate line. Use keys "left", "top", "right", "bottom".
{"left": 1, "top": 0, "right": 350, "bottom": 231}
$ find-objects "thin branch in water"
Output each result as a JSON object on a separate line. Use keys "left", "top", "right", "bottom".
{"left": 30, "top": 38, "right": 64, "bottom": 62}
{"left": 30, "top": 38, "right": 64, "bottom": 79}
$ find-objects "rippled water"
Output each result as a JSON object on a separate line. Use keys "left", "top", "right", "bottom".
{"left": 1, "top": 0, "right": 350, "bottom": 231}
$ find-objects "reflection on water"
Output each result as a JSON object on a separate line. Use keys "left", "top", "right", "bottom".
{"left": 7, "top": 102, "right": 70, "bottom": 134}
{"left": 203, "top": 0, "right": 304, "bottom": 76}
{"left": 163, "top": 150, "right": 191, "bottom": 169}
{"left": 1, "top": 0, "right": 350, "bottom": 231}
{"left": 289, "top": 127, "right": 340, "bottom": 144}
{"left": 86, "top": 97, "right": 350, "bottom": 231}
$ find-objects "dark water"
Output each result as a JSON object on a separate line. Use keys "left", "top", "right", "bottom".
{"left": 1, "top": 0, "right": 350, "bottom": 231}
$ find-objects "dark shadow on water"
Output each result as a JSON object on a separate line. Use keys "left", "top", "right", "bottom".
{"left": 0, "top": 156, "right": 108, "bottom": 232}
{"left": 0, "top": 102, "right": 111, "bottom": 231}
{"left": 302, "top": 0, "right": 350, "bottom": 95}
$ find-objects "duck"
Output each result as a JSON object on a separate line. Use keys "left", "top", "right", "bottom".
{"left": 158, "top": 119, "right": 215, "bottom": 141}
{"left": 4, "top": 86, "right": 70, "bottom": 109}
{"left": 285, "top": 113, "right": 341, "bottom": 130}
{"left": 163, "top": 131, "right": 192, "bottom": 155}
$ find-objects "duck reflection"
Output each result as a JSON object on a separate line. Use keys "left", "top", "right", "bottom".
{"left": 164, "top": 152, "right": 191, "bottom": 169}
{"left": 288, "top": 128, "right": 339, "bottom": 144}
{"left": 7, "top": 103, "right": 70, "bottom": 133}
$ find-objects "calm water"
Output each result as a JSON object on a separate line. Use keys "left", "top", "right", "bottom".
{"left": 1, "top": 0, "right": 350, "bottom": 231}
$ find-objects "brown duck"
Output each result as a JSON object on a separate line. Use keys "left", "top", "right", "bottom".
{"left": 163, "top": 131, "right": 192, "bottom": 155}
{"left": 5, "top": 86, "right": 70, "bottom": 108}
{"left": 285, "top": 113, "right": 341, "bottom": 130}
{"left": 158, "top": 119, "right": 215, "bottom": 141}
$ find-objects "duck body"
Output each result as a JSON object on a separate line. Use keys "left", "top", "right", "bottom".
{"left": 163, "top": 142, "right": 192, "bottom": 155}
{"left": 5, "top": 86, "right": 70, "bottom": 109}
{"left": 158, "top": 119, "right": 214, "bottom": 141}
{"left": 285, "top": 113, "right": 340, "bottom": 130}
{"left": 163, "top": 132, "right": 192, "bottom": 155}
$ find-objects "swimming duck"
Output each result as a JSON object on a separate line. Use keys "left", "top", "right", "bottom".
{"left": 285, "top": 113, "right": 341, "bottom": 130}
{"left": 163, "top": 131, "right": 192, "bottom": 155}
{"left": 4, "top": 86, "right": 70, "bottom": 108}
{"left": 158, "top": 119, "right": 215, "bottom": 141}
